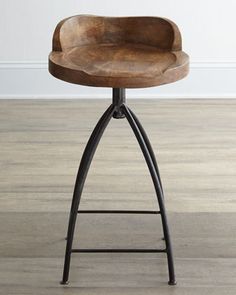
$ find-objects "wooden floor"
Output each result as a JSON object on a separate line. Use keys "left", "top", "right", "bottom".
{"left": 0, "top": 99, "right": 236, "bottom": 294}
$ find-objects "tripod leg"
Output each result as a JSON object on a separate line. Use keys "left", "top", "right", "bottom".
{"left": 127, "top": 107, "right": 164, "bottom": 195}
{"left": 61, "top": 104, "right": 115, "bottom": 285}
{"left": 121, "top": 105, "right": 176, "bottom": 285}
{"left": 128, "top": 107, "right": 166, "bottom": 240}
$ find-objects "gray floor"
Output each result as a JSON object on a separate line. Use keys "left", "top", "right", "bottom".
{"left": 0, "top": 99, "right": 236, "bottom": 294}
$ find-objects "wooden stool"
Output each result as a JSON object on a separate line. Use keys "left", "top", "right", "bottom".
{"left": 49, "top": 15, "right": 189, "bottom": 286}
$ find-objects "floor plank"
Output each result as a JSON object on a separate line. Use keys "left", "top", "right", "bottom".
{"left": 0, "top": 99, "right": 236, "bottom": 294}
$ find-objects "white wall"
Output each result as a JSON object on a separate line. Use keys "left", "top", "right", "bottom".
{"left": 0, "top": 0, "right": 236, "bottom": 98}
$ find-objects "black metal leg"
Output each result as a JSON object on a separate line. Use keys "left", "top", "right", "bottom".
{"left": 61, "top": 88, "right": 176, "bottom": 286}
{"left": 61, "top": 104, "right": 115, "bottom": 284}
{"left": 127, "top": 107, "right": 164, "bottom": 195}
{"left": 121, "top": 104, "right": 176, "bottom": 285}
{"left": 128, "top": 107, "right": 166, "bottom": 241}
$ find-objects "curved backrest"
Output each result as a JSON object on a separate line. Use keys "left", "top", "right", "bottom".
{"left": 53, "top": 15, "right": 182, "bottom": 52}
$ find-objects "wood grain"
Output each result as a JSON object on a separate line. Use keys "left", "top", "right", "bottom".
{"left": 0, "top": 99, "right": 236, "bottom": 294}
{"left": 0, "top": 99, "right": 235, "bottom": 213}
{"left": 0, "top": 212, "right": 236, "bottom": 258}
{"left": 49, "top": 15, "right": 189, "bottom": 88}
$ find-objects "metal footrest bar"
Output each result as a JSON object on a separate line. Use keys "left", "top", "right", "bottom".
{"left": 78, "top": 210, "right": 161, "bottom": 214}
{"left": 71, "top": 248, "right": 166, "bottom": 253}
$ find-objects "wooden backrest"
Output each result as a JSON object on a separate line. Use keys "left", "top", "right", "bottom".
{"left": 52, "top": 15, "right": 182, "bottom": 52}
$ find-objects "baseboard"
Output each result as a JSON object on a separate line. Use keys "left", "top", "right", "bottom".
{"left": 1, "top": 94, "right": 236, "bottom": 99}
{"left": 0, "top": 61, "right": 236, "bottom": 99}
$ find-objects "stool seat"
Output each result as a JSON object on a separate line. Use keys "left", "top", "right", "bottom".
{"left": 49, "top": 15, "right": 189, "bottom": 88}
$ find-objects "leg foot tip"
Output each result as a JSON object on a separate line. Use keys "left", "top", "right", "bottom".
{"left": 168, "top": 280, "right": 177, "bottom": 286}
{"left": 60, "top": 280, "right": 69, "bottom": 285}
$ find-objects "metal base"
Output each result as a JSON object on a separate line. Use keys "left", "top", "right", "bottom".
{"left": 78, "top": 210, "right": 161, "bottom": 214}
{"left": 71, "top": 248, "right": 166, "bottom": 253}
{"left": 60, "top": 280, "right": 69, "bottom": 285}
{"left": 168, "top": 280, "right": 177, "bottom": 286}
{"left": 61, "top": 88, "right": 176, "bottom": 286}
